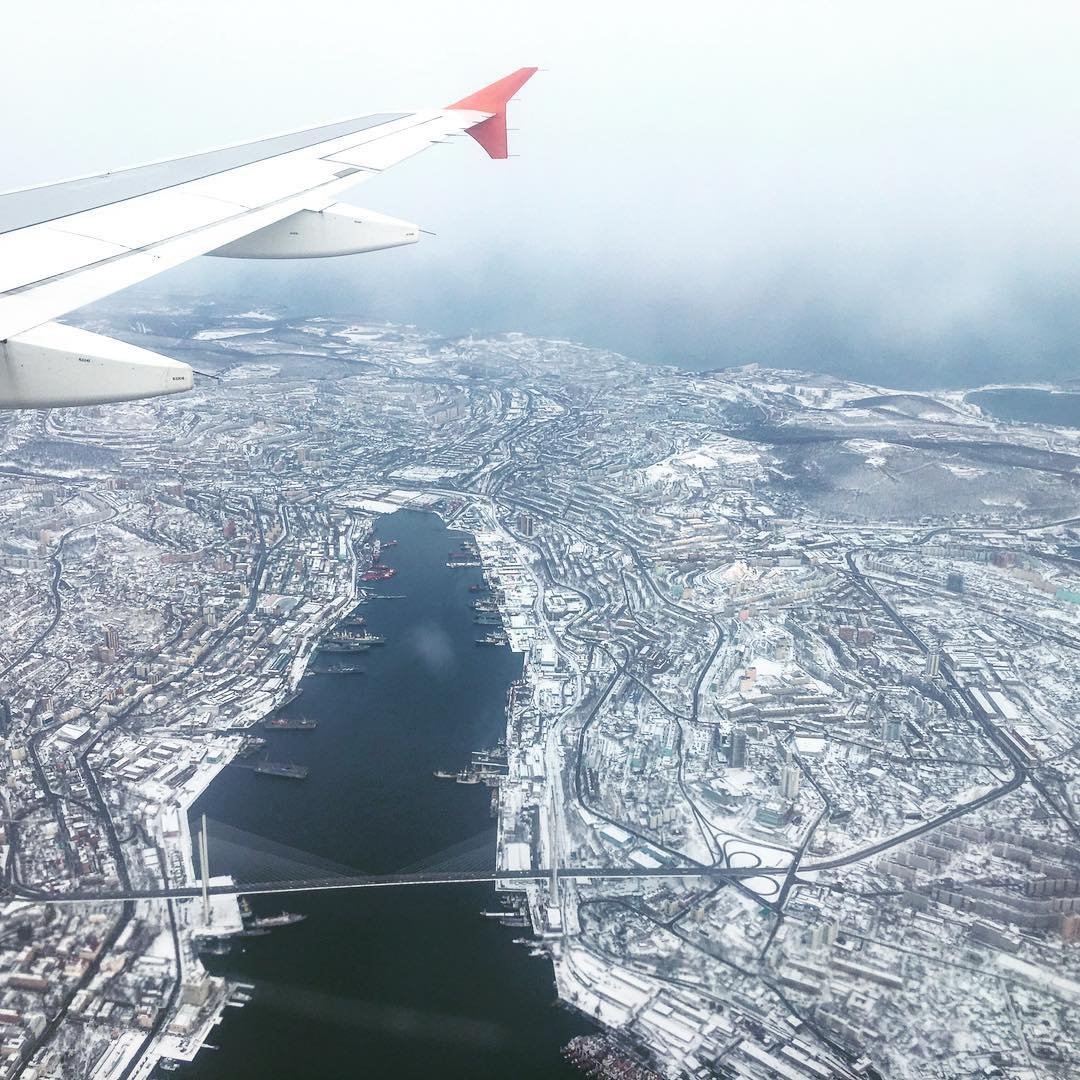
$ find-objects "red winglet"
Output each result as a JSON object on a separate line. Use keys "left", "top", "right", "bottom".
{"left": 448, "top": 67, "right": 538, "bottom": 159}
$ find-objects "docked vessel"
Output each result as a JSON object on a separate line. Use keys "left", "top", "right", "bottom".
{"left": 447, "top": 541, "right": 481, "bottom": 568}
{"left": 562, "top": 1035, "right": 661, "bottom": 1079}
{"left": 474, "top": 612, "right": 502, "bottom": 625}
{"left": 319, "top": 639, "right": 370, "bottom": 653}
{"left": 194, "top": 938, "right": 234, "bottom": 957}
{"left": 433, "top": 768, "right": 480, "bottom": 783}
{"left": 322, "top": 629, "right": 384, "bottom": 647}
{"left": 247, "top": 911, "right": 306, "bottom": 930}
{"left": 263, "top": 716, "right": 317, "bottom": 730}
{"left": 475, "top": 633, "right": 509, "bottom": 646}
{"left": 252, "top": 761, "right": 308, "bottom": 779}
{"left": 361, "top": 565, "right": 397, "bottom": 582}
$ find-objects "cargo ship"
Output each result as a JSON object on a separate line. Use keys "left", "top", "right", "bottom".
{"left": 262, "top": 716, "right": 317, "bottom": 730}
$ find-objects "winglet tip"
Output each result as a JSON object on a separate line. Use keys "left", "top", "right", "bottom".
{"left": 448, "top": 67, "right": 539, "bottom": 160}
{"left": 447, "top": 67, "right": 539, "bottom": 113}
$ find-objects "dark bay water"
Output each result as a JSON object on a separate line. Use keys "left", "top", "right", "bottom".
{"left": 183, "top": 509, "right": 588, "bottom": 1079}
{"left": 968, "top": 388, "right": 1080, "bottom": 428}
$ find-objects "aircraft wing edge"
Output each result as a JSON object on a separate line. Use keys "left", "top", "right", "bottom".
{"left": 0, "top": 68, "right": 539, "bottom": 408}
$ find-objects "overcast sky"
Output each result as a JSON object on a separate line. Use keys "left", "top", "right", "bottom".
{"left": 6, "top": 1, "right": 1080, "bottom": 386}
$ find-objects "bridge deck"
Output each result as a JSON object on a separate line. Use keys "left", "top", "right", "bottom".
{"left": 11, "top": 864, "right": 781, "bottom": 904}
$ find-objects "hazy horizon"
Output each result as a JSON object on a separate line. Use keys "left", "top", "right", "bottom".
{"left": 7, "top": 2, "right": 1080, "bottom": 388}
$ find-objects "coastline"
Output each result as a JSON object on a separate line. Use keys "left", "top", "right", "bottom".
{"left": 126, "top": 517, "right": 373, "bottom": 1073}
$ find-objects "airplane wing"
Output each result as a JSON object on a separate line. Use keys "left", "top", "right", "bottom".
{"left": 0, "top": 67, "right": 537, "bottom": 408}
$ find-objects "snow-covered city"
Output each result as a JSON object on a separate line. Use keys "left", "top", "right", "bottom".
{"left": 0, "top": 298, "right": 1078, "bottom": 1079}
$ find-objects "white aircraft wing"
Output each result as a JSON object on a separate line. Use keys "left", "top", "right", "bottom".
{"left": 0, "top": 67, "right": 537, "bottom": 407}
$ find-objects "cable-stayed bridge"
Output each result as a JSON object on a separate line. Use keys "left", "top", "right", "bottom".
{"left": 11, "top": 867, "right": 779, "bottom": 905}
{"left": 9, "top": 819, "right": 786, "bottom": 905}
